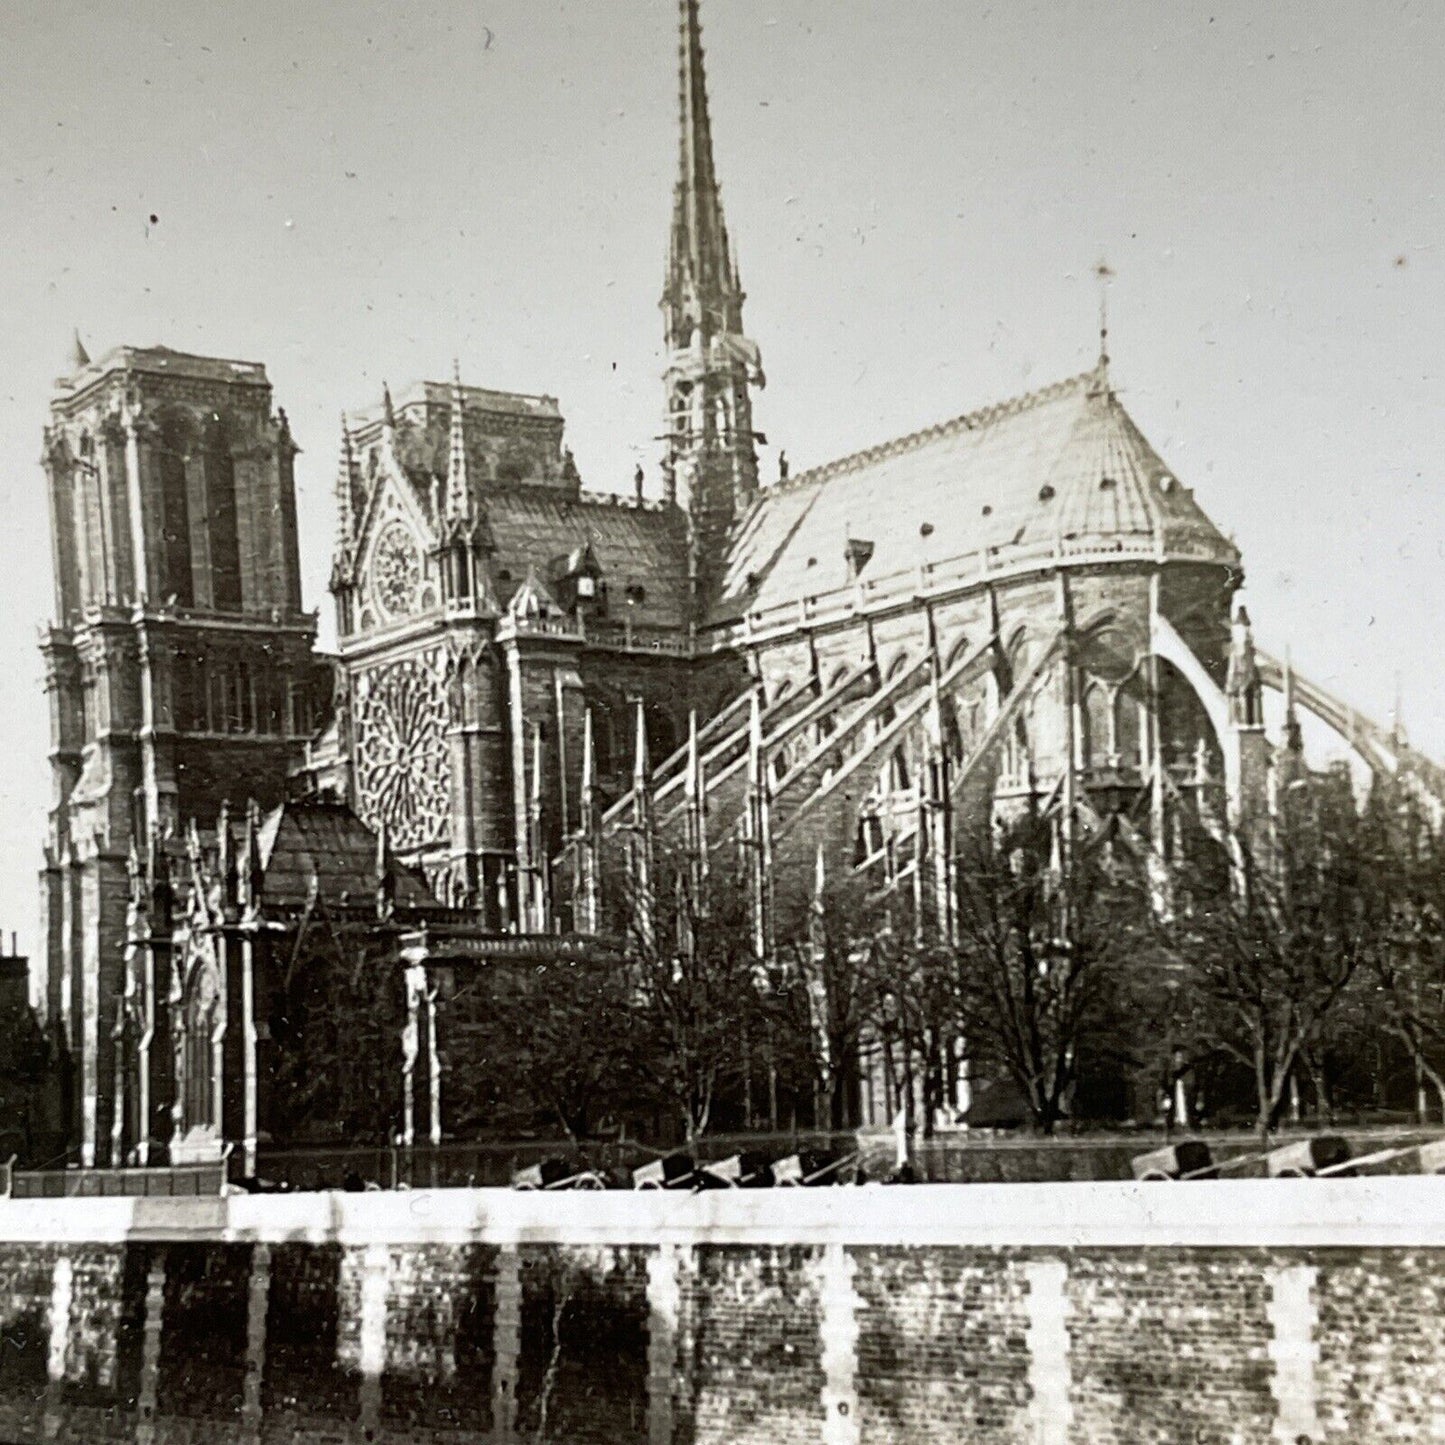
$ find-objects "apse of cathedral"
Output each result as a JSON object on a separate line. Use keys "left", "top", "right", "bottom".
{"left": 36, "top": 0, "right": 1442, "bottom": 1171}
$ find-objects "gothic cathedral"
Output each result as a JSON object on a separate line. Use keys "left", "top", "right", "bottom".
{"left": 37, "top": 0, "right": 1441, "bottom": 1168}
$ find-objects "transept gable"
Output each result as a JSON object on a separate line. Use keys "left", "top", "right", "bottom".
{"left": 351, "top": 442, "right": 441, "bottom": 632}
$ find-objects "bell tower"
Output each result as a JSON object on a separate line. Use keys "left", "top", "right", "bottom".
{"left": 38, "top": 341, "right": 322, "bottom": 1165}
{"left": 662, "top": 0, "right": 765, "bottom": 616}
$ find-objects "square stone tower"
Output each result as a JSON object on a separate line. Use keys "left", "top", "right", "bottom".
{"left": 38, "top": 341, "right": 324, "bottom": 1165}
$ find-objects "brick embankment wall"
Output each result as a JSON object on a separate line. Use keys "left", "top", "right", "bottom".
{"left": 0, "top": 1182, "right": 1441, "bottom": 1444}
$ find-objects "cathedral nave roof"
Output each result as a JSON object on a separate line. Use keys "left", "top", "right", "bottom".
{"left": 713, "top": 366, "right": 1240, "bottom": 629}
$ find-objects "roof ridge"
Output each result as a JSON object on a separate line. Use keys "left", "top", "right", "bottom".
{"left": 575, "top": 487, "right": 672, "bottom": 514}
{"left": 760, "top": 368, "right": 1098, "bottom": 497}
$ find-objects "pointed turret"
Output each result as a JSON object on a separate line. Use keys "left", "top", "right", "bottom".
{"left": 805, "top": 840, "right": 832, "bottom": 1077}
{"left": 334, "top": 416, "right": 357, "bottom": 557}
{"left": 330, "top": 415, "right": 361, "bottom": 626}
{"left": 68, "top": 329, "right": 91, "bottom": 372}
{"left": 216, "top": 800, "right": 237, "bottom": 911}
{"left": 575, "top": 708, "right": 601, "bottom": 933}
{"left": 1282, "top": 647, "right": 1303, "bottom": 755}
{"left": 147, "top": 824, "right": 174, "bottom": 930}
{"left": 580, "top": 707, "right": 597, "bottom": 833}
{"left": 445, "top": 359, "right": 473, "bottom": 528}
{"left": 628, "top": 696, "right": 655, "bottom": 950}
{"left": 1226, "top": 605, "right": 1263, "bottom": 729}
{"left": 526, "top": 722, "right": 550, "bottom": 932}
{"left": 743, "top": 688, "right": 773, "bottom": 962}
{"left": 684, "top": 708, "right": 708, "bottom": 897}
{"left": 1390, "top": 671, "right": 1408, "bottom": 748}
{"left": 242, "top": 800, "right": 264, "bottom": 913}
{"left": 381, "top": 381, "right": 397, "bottom": 437}
{"left": 375, "top": 818, "right": 394, "bottom": 920}
{"left": 632, "top": 695, "right": 650, "bottom": 796}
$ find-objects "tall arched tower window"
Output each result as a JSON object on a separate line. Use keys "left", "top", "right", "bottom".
{"left": 157, "top": 415, "right": 195, "bottom": 607}
{"left": 205, "top": 415, "right": 243, "bottom": 610}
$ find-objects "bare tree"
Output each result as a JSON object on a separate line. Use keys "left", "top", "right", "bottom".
{"left": 948, "top": 816, "right": 1148, "bottom": 1134}
{"left": 457, "top": 948, "right": 644, "bottom": 1141}
{"left": 1355, "top": 784, "right": 1445, "bottom": 1120}
{"left": 262, "top": 904, "right": 407, "bottom": 1146}
{"left": 1163, "top": 780, "right": 1383, "bottom": 1142}
{"left": 616, "top": 844, "right": 758, "bottom": 1143}
{"left": 771, "top": 849, "right": 891, "bottom": 1131}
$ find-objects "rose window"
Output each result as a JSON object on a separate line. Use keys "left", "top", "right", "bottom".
{"left": 370, "top": 521, "right": 423, "bottom": 619}
{"left": 353, "top": 656, "right": 449, "bottom": 851}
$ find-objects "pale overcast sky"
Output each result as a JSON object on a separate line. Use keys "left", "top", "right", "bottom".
{"left": 1, "top": 0, "right": 1442, "bottom": 954}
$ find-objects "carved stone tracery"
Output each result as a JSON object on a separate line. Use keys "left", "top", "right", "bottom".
{"left": 353, "top": 652, "right": 449, "bottom": 851}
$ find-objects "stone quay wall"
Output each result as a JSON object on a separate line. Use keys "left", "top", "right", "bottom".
{"left": 0, "top": 1181, "right": 1440, "bottom": 1444}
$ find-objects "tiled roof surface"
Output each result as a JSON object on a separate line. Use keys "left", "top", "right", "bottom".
{"left": 714, "top": 368, "right": 1238, "bottom": 625}
{"left": 250, "top": 798, "right": 438, "bottom": 910}
{"left": 485, "top": 489, "right": 690, "bottom": 631}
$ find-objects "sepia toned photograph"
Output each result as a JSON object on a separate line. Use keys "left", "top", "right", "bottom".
{"left": 0, "top": 1, "right": 1442, "bottom": 1440}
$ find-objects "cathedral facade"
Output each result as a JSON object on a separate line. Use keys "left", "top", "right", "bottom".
{"left": 38, "top": 0, "right": 1440, "bottom": 1169}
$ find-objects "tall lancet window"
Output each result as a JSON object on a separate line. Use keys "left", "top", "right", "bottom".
{"left": 205, "top": 415, "right": 243, "bottom": 610}
{"left": 157, "top": 416, "right": 195, "bottom": 607}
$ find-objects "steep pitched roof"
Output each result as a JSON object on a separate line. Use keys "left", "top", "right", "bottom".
{"left": 485, "top": 489, "right": 689, "bottom": 632}
{"left": 714, "top": 367, "right": 1239, "bottom": 627}
{"left": 248, "top": 797, "right": 438, "bottom": 910}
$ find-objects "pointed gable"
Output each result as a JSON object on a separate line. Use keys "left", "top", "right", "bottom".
{"left": 506, "top": 564, "right": 563, "bottom": 621}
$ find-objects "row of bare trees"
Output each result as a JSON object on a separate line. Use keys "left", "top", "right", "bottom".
{"left": 307, "top": 774, "right": 1445, "bottom": 1149}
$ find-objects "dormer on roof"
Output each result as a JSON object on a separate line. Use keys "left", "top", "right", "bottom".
{"left": 550, "top": 540, "right": 607, "bottom": 619}
{"left": 845, "top": 536, "right": 875, "bottom": 581}
{"left": 506, "top": 565, "right": 564, "bottom": 623}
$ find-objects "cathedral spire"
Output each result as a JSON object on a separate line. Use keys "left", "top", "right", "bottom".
{"left": 668, "top": 0, "right": 732, "bottom": 323}
{"left": 662, "top": 0, "right": 764, "bottom": 617}
{"left": 68, "top": 328, "right": 91, "bottom": 372}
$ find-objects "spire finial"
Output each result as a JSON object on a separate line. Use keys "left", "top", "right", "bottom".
{"left": 633, "top": 695, "right": 650, "bottom": 789}
{"left": 1283, "top": 646, "right": 1303, "bottom": 754}
{"left": 1093, "top": 259, "right": 1114, "bottom": 378}
{"left": 580, "top": 708, "right": 596, "bottom": 820}
{"left": 446, "top": 360, "right": 472, "bottom": 525}
{"left": 1390, "top": 670, "right": 1407, "bottom": 746}
{"left": 375, "top": 818, "right": 394, "bottom": 919}
{"left": 68, "top": 328, "right": 91, "bottom": 372}
{"left": 243, "top": 799, "right": 264, "bottom": 909}
{"left": 381, "top": 380, "right": 396, "bottom": 434}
